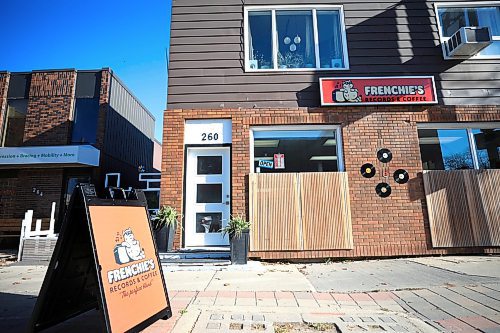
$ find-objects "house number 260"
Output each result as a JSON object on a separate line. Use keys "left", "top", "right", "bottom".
{"left": 201, "top": 133, "right": 219, "bottom": 141}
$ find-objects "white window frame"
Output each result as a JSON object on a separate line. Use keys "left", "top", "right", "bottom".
{"left": 249, "top": 125, "right": 344, "bottom": 173}
{"left": 434, "top": 1, "right": 500, "bottom": 60}
{"left": 244, "top": 5, "right": 350, "bottom": 72}
{"left": 417, "top": 122, "right": 500, "bottom": 169}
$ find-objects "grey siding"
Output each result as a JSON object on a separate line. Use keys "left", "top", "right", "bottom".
{"left": 109, "top": 74, "right": 155, "bottom": 139}
{"left": 103, "top": 73, "right": 156, "bottom": 187}
{"left": 167, "top": 0, "right": 500, "bottom": 108}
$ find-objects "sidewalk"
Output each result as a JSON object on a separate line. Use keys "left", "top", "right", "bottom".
{"left": 1, "top": 256, "right": 499, "bottom": 332}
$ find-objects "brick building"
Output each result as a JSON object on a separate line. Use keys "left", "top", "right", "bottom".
{"left": 0, "top": 68, "right": 157, "bottom": 248}
{"left": 162, "top": 1, "right": 500, "bottom": 259}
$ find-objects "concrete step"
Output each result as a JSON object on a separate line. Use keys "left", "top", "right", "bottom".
{"left": 159, "top": 248, "right": 231, "bottom": 266}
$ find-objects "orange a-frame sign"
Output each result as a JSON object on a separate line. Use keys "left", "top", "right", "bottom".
{"left": 29, "top": 184, "right": 171, "bottom": 333}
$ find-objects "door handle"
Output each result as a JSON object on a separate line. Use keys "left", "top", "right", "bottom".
{"left": 225, "top": 201, "right": 230, "bottom": 205}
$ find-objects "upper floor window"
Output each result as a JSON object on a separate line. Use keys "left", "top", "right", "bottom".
{"left": 1, "top": 74, "right": 30, "bottom": 147}
{"left": 71, "top": 72, "right": 101, "bottom": 145}
{"left": 245, "top": 6, "right": 349, "bottom": 71}
{"left": 436, "top": 2, "right": 500, "bottom": 59}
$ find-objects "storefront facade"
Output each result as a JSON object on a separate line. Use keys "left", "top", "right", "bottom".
{"left": 162, "top": 0, "right": 500, "bottom": 259}
{"left": 0, "top": 69, "right": 157, "bottom": 248}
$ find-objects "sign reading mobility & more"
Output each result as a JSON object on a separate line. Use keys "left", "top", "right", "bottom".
{"left": 29, "top": 184, "right": 171, "bottom": 333}
{"left": 319, "top": 76, "right": 438, "bottom": 106}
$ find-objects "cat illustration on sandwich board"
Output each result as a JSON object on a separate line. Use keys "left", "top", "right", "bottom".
{"left": 114, "top": 228, "right": 146, "bottom": 265}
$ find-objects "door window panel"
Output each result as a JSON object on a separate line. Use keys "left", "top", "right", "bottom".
{"left": 196, "top": 212, "right": 222, "bottom": 233}
{"left": 197, "top": 156, "right": 222, "bottom": 175}
{"left": 196, "top": 184, "right": 222, "bottom": 203}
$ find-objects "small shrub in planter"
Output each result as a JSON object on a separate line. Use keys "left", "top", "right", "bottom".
{"left": 221, "top": 215, "right": 251, "bottom": 265}
{"left": 152, "top": 205, "right": 181, "bottom": 252}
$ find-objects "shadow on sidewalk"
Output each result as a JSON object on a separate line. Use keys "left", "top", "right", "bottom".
{"left": 0, "top": 292, "right": 103, "bottom": 333}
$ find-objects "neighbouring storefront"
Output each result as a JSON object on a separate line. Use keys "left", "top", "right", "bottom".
{"left": 162, "top": 0, "right": 500, "bottom": 259}
{"left": 0, "top": 69, "right": 158, "bottom": 249}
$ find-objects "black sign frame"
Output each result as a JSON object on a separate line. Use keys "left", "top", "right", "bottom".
{"left": 28, "top": 184, "right": 171, "bottom": 332}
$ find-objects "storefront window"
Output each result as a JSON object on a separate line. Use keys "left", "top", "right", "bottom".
{"left": 472, "top": 128, "right": 500, "bottom": 169}
{"left": 253, "top": 128, "right": 341, "bottom": 173}
{"left": 418, "top": 126, "right": 499, "bottom": 170}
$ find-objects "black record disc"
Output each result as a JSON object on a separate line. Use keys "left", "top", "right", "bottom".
{"left": 375, "top": 182, "right": 392, "bottom": 198}
{"left": 360, "top": 163, "right": 376, "bottom": 178}
{"left": 393, "top": 169, "right": 409, "bottom": 184}
{"left": 377, "top": 148, "right": 393, "bottom": 163}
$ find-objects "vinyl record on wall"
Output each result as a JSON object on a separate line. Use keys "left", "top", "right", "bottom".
{"left": 393, "top": 169, "right": 409, "bottom": 184}
{"left": 360, "top": 163, "right": 376, "bottom": 178}
{"left": 377, "top": 148, "right": 393, "bottom": 163}
{"left": 375, "top": 182, "right": 392, "bottom": 198}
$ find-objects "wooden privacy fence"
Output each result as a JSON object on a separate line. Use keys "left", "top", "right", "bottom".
{"left": 423, "top": 170, "right": 500, "bottom": 248}
{"left": 249, "top": 172, "right": 353, "bottom": 251}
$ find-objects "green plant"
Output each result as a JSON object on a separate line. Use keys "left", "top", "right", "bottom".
{"left": 220, "top": 214, "right": 251, "bottom": 239}
{"left": 152, "top": 205, "right": 181, "bottom": 231}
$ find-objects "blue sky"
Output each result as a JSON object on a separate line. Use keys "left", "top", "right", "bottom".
{"left": 0, "top": 0, "right": 171, "bottom": 141}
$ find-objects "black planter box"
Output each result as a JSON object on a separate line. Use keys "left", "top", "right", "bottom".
{"left": 154, "top": 225, "right": 175, "bottom": 252}
{"left": 230, "top": 230, "right": 249, "bottom": 265}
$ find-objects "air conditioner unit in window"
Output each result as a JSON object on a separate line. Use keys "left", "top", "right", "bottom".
{"left": 446, "top": 26, "right": 492, "bottom": 57}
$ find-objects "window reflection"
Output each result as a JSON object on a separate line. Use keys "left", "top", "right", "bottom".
{"left": 418, "top": 129, "right": 474, "bottom": 170}
{"left": 2, "top": 100, "right": 28, "bottom": 147}
{"left": 472, "top": 128, "right": 500, "bottom": 169}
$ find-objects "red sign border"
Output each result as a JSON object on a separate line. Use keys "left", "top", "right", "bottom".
{"left": 319, "top": 76, "right": 438, "bottom": 106}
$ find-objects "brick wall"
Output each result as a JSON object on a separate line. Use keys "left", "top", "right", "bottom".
{"left": 0, "top": 72, "right": 9, "bottom": 144}
{"left": 161, "top": 105, "right": 500, "bottom": 259}
{"left": 23, "top": 70, "right": 77, "bottom": 146}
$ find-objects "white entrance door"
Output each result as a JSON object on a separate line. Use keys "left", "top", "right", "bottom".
{"left": 185, "top": 147, "right": 230, "bottom": 247}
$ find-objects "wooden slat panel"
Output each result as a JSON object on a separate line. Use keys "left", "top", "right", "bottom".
{"left": 423, "top": 170, "right": 500, "bottom": 248}
{"left": 249, "top": 172, "right": 353, "bottom": 251}
{"left": 249, "top": 173, "right": 301, "bottom": 251}
{"left": 300, "top": 173, "right": 353, "bottom": 250}
{"left": 474, "top": 170, "right": 500, "bottom": 246}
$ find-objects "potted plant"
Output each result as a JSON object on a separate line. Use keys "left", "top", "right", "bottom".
{"left": 221, "top": 214, "right": 251, "bottom": 265}
{"left": 152, "top": 205, "right": 180, "bottom": 252}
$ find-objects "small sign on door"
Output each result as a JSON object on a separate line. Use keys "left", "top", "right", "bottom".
{"left": 274, "top": 154, "right": 285, "bottom": 169}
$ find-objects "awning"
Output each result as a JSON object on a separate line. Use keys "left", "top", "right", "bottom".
{"left": 0, "top": 145, "right": 100, "bottom": 168}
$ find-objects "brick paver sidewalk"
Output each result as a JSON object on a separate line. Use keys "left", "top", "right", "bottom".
{"left": 143, "top": 283, "right": 500, "bottom": 332}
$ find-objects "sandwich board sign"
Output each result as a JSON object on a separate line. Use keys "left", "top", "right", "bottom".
{"left": 28, "top": 183, "right": 171, "bottom": 332}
